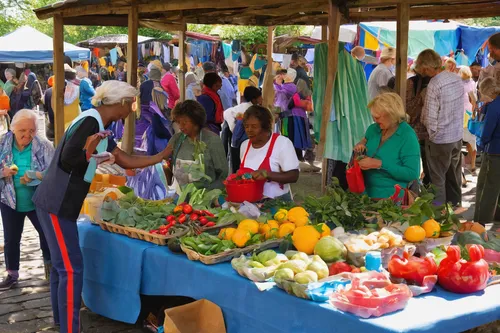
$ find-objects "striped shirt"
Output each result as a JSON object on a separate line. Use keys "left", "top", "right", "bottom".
{"left": 421, "top": 71, "right": 464, "bottom": 144}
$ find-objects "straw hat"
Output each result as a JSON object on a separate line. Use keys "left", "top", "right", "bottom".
{"left": 380, "top": 47, "right": 396, "bottom": 60}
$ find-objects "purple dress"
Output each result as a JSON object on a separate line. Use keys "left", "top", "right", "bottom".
{"left": 274, "top": 82, "right": 296, "bottom": 112}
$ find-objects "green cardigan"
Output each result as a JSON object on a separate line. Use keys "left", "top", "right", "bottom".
{"left": 363, "top": 122, "right": 421, "bottom": 199}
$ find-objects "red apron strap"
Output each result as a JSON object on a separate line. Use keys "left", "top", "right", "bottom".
{"left": 259, "top": 133, "right": 280, "bottom": 170}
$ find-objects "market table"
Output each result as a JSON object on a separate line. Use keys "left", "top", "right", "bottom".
{"left": 78, "top": 221, "right": 500, "bottom": 333}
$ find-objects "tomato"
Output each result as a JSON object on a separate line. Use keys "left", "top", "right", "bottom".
{"left": 437, "top": 245, "right": 490, "bottom": 294}
{"left": 388, "top": 252, "right": 437, "bottom": 286}
{"left": 182, "top": 205, "right": 193, "bottom": 214}
{"left": 193, "top": 210, "right": 204, "bottom": 216}
{"left": 178, "top": 214, "right": 187, "bottom": 224}
{"left": 329, "top": 262, "right": 353, "bottom": 276}
{"left": 190, "top": 214, "right": 199, "bottom": 221}
{"left": 167, "top": 215, "right": 176, "bottom": 222}
{"left": 199, "top": 217, "right": 208, "bottom": 225}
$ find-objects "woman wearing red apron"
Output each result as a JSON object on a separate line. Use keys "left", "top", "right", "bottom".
{"left": 239, "top": 105, "right": 300, "bottom": 200}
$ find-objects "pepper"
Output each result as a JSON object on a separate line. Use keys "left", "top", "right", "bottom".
{"left": 203, "top": 210, "right": 215, "bottom": 217}
{"left": 437, "top": 245, "right": 490, "bottom": 294}
{"left": 167, "top": 215, "right": 176, "bottom": 223}
{"left": 183, "top": 204, "right": 193, "bottom": 215}
{"left": 329, "top": 262, "right": 353, "bottom": 276}
{"left": 205, "top": 222, "right": 216, "bottom": 227}
{"left": 194, "top": 210, "right": 204, "bottom": 216}
{"left": 150, "top": 230, "right": 159, "bottom": 234}
{"left": 388, "top": 252, "right": 437, "bottom": 286}
{"left": 190, "top": 213, "right": 199, "bottom": 221}
{"left": 178, "top": 214, "right": 187, "bottom": 224}
{"left": 173, "top": 205, "right": 183, "bottom": 214}
{"left": 199, "top": 217, "right": 208, "bottom": 225}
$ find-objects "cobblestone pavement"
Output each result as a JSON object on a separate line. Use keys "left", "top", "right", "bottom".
{"left": 0, "top": 167, "right": 497, "bottom": 333}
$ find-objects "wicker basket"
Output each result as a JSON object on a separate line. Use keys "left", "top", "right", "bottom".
{"left": 180, "top": 239, "right": 283, "bottom": 265}
{"left": 98, "top": 221, "right": 188, "bottom": 246}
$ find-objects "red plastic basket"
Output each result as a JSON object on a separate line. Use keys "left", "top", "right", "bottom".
{"left": 225, "top": 181, "right": 265, "bottom": 203}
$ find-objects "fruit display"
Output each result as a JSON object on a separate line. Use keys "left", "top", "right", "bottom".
{"left": 343, "top": 228, "right": 405, "bottom": 253}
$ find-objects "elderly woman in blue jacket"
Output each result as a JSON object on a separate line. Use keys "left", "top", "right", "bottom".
{"left": 474, "top": 77, "right": 500, "bottom": 225}
{"left": 0, "top": 109, "right": 54, "bottom": 290}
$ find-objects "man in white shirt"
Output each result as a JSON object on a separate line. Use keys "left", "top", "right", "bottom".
{"left": 367, "top": 47, "right": 396, "bottom": 100}
{"left": 417, "top": 49, "right": 465, "bottom": 207}
{"left": 224, "top": 86, "right": 263, "bottom": 172}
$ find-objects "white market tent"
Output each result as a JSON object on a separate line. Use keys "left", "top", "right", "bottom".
{"left": 0, "top": 26, "right": 91, "bottom": 64}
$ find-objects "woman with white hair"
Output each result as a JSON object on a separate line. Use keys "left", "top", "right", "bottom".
{"left": 368, "top": 47, "right": 396, "bottom": 100}
{"left": 354, "top": 93, "right": 420, "bottom": 199}
{"left": 3, "top": 68, "right": 17, "bottom": 97}
{"left": 32, "top": 80, "right": 173, "bottom": 333}
{"left": 474, "top": 77, "right": 500, "bottom": 226}
{"left": 0, "top": 109, "right": 54, "bottom": 291}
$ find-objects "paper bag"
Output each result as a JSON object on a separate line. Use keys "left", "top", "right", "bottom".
{"left": 163, "top": 299, "right": 226, "bottom": 333}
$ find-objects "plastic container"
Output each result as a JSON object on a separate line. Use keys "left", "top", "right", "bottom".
{"left": 225, "top": 181, "right": 264, "bottom": 203}
{"left": 365, "top": 251, "right": 383, "bottom": 272}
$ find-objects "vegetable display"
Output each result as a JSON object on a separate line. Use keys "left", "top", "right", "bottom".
{"left": 388, "top": 252, "right": 437, "bottom": 286}
{"left": 437, "top": 245, "right": 490, "bottom": 294}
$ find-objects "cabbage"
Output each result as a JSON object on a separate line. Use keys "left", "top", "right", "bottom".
{"left": 291, "top": 252, "right": 311, "bottom": 264}
{"left": 279, "top": 260, "right": 307, "bottom": 274}
{"left": 294, "top": 270, "right": 318, "bottom": 284}
{"left": 257, "top": 250, "right": 277, "bottom": 264}
{"left": 307, "top": 261, "right": 329, "bottom": 280}
{"left": 313, "top": 236, "right": 347, "bottom": 263}
{"left": 274, "top": 268, "right": 295, "bottom": 281}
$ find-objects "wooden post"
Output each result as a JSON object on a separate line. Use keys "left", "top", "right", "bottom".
{"left": 321, "top": 25, "right": 328, "bottom": 42}
{"left": 178, "top": 20, "right": 187, "bottom": 102}
{"left": 122, "top": 3, "right": 138, "bottom": 154}
{"left": 396, "top": 3, "right": 409, "bottom": 105}
{"left": 319, "top": 1, "right": 341, "bottom": 193}
{"left": 262, "top": 26, "right": 275, "bottom": 110}
{"left": 52, "top": 14, "right": 65, "bottom": 145}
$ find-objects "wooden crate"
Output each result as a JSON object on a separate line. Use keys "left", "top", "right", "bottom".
{"left": 98, "top": 221, "right": 187, "bottom": 246}
{"left": 180, "top": 239, "right": 283, "bottom": 265}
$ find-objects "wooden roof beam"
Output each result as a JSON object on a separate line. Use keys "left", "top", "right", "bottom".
{"left": 35, "top": 0, "right": 306, "bottom": 20}
{"left": 345, "top": 0, "right": 497, "bottom": 7}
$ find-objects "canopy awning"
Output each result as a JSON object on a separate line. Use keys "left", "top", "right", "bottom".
{"left": 0, "top": 26, "right": 91, "bottom": 64}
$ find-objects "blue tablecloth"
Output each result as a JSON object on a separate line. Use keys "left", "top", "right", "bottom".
{"left": 78, "top": 222, "right": 500, "bottom": 332}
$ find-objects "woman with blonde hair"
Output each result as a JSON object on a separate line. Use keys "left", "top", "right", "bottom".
{"left": 354, "top": 93, "right": 420, "bottom": 198}
{"left": 33, "top": 80, "right": 173, "bottom": 333}
{"left": 460, "top": 66, "right": 478, "bottom": 175}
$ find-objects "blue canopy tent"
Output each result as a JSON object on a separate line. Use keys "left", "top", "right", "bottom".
{"left": 460, "top": 25, "right": 500, "bottom": 65}
{"left": 0, "top": 26, "right": 91, "bottom": 64}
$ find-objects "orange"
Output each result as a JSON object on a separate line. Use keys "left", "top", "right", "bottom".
{"left": 232, "top": 229, "right": 251, "bottom": 248}
{"left": 278, "top": 223, "right": 296, "bottom": 238}
{"left": 422, "top": 219, "right": 441, "bottom": 238}
{"left": 104, "top": 191, "right": 118, "bottom": 201}
{"left": 404, "top": 225, "right": 426, "bottom": 243}
{"left": 238, "top": 219, "right": 259, "bottom": 234}
{"left": 292, "top": 225, "right": 321, "bottom": 255}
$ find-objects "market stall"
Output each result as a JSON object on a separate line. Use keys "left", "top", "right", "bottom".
{"left": 76, "top": 176, "right": 500, "bottom": 332}
{"left": 77, "top": 221, "right": 500, "bottom": 333}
